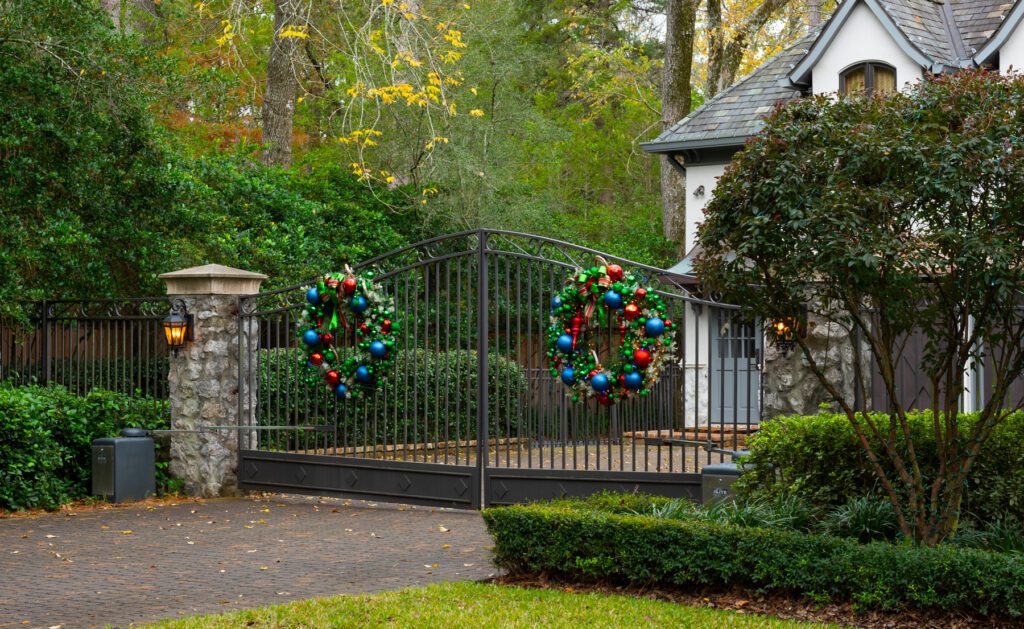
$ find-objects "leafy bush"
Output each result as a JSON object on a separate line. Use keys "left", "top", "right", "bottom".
{"left": 822, "top": 497, "right": 899, "bottom": 543}
{"left": 483, "top": 494, "right": 1024, "bottom": 617}
{"left": 735, "top": 411, "right": 1024, "bottom": 524}
{"left": 0, "top": 384, "right": 174, "bottom": 511}
{"left": 953, "top": 519, "right": 1024, "bottom": 555}
{"left": 257, "top": 348, "right": 528, "bottom": 448}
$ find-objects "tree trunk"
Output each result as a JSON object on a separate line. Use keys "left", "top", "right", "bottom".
{"left": 660, "top": 0, "right": 699, "bottom": 246}
{"left": 262, "top": 0, "right": 307, "bottom": 168}
{"left": 100, "top": 0, "right": 121, "bottom": 29}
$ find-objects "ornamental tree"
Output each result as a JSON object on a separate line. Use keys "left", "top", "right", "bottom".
{"left": 697, "top": 70, "right": 1024, "bottom": 545}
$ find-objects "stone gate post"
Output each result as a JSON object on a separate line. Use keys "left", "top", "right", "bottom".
{"left": 160, "top": 264, "right": 266, "bottom": 497}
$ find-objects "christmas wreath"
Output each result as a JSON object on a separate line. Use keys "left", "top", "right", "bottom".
{"left": 298, "top": 269, "right": 398, "bottom": 400}
{"left": 547, "top": 259, "right": 677, "bottom": 404}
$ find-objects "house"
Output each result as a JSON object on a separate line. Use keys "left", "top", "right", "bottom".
{"left": 644, "top": 0, "right": 1020, "bottom": 421}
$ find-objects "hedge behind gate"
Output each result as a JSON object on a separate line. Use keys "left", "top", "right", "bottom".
{"left": 257, "top": 348, "right": 528, "bottom": 448}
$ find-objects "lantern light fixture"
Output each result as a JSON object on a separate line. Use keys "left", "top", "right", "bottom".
{"left": 770, "top": 305, "right": 807, "bottom": 355}
{"left": 162, "top": 298, "right": 193, "bottom": 355}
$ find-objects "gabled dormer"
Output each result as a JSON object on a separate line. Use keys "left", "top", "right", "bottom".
{"left": 785, "top": 0, "right": 967, "bottom": 95}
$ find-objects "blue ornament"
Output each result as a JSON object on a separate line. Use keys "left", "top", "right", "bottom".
{"left": 591, "top": 373, "right": 610, "bottom": 393}
{"left": 645, "top": 317, "right": 666, "bottom": 338}
{"left": 624, "top": 371, "right": 643, "bottom": 390}
{"left": 560, "top": 367, "right": 576, "bottom": 385}
{"left": 604, "top": 290, "right": 623, "bottom": 309}
{"left": 350, "top": 295, "right": 368, "bottom": 313}
{"left": 305, "top": 287, "right": 320, "bottom": 304}
{"left": 334, "top": 383, "right": 349, "bottom": 399}
{"left": 551, "top": 296, "right": 562, "bottom": 310}
{"left": 556, "top": 334, "right": 574, "bottom": 354}
{"left": 369, "top": 340, "right": 388, "bottom": 358}
{"left": 355, "top": 366, "right": 372, "bottom": 383}
{"left": 302, "top": 329, "right": 321, "bottom": 346}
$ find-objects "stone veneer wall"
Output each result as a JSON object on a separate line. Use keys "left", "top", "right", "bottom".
{"left": 761, "top": 314, "right": 869, "bottom": 420}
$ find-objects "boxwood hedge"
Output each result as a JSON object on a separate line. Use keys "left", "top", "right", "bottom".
{"left": 482, "top": 494, "right": 1024, "bottom": 617}
{"left": 257, "top": 348, "right": 528, "bottom": 448}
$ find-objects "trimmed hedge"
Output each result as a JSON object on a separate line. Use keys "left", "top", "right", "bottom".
{"left": 482, "top": 495, "right": 1024, "bottom": 617}
{"left": 0, "top": 383, "right": 174, "bottom": 511}
{"left": 735, "top": 411, "right": 1024, "bottom": 523}
{"left": 258, "top": 348, "right": 528, "bottom": 447}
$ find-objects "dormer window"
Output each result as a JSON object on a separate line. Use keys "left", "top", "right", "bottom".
{"left": 840, "top": 62, "right": 896, "bottom": 96}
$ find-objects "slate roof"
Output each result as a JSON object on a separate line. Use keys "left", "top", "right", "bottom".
{"left": 881, "top": 0, "right": 959, "bottom": 61}
{"left": 952, "top": 0, "right": 1014, "bottom": 53}
{"left": 644, "top": 0, "right": 1016, "bottom": 154}
{"left": 641, "top": 30, "right": 818, "bottom": 153}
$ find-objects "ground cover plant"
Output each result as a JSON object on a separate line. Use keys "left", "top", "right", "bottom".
{"left": 699, "top": 70, "right": 1024, "bottom": 545}
{"left": 0, "top": 383, "right": 175, "bottom": 511}
{"left": 148, "top": 581, "right": 832, "bottom": 628}
{"left": 483, "top": 494, "right": 1024, "bottom": 617}
{"left": 735, "top": 411, "right": 1024, "bottom": 525}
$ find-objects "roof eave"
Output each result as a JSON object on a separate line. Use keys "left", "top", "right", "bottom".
{"left": 640, "top": 135, "right": 749, "bottom": 155}
{"left": 786, "top": 0, "right": 936, "bottom": 86}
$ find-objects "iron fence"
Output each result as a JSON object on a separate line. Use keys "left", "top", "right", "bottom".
{"left": 0, "top": 299, "right": 171, "bottom": 405}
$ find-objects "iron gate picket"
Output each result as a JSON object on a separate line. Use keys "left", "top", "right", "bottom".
{"left": 236, "top": 230, "right": 760, "bottom": 508}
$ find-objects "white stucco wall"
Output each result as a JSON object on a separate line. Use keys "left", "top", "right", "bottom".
{"left": 998, "top": 20, "right": 1024, "bottom": 72}
{"left": 684, "top": 163, "right": 727, "bottom": 253}
{"left": 810, "top": 3, "right": 922, "bottom": 95}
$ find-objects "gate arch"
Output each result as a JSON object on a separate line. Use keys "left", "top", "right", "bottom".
{"left": 236, "top": 230, "right": 760, "bottom": 508}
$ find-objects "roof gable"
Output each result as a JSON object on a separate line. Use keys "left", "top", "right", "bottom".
{"left": 787, "top": 0, "right": 937, "bottom": 86}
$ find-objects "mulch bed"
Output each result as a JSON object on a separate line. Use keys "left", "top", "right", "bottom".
{"left": 492, "top": 574, "right": 1021, "bottom": 628}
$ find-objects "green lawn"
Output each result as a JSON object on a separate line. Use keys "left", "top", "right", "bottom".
{"left": 152, "top": 582, "right": 837, "bottom": 628}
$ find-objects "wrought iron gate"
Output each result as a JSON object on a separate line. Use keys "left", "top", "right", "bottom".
{"left": 236, "top": 230, "right": 759, "bottom": 508}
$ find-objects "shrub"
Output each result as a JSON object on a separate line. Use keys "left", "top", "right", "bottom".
{"left": 482, "top": 495, "right": 1024, "bottom": 617}
{"left": 0, "top": 383, "right": 174, "bottom": 511}
{"left": 735, "top": 411, "right": 1024, "bottom": 524}
{"left": 257, "top": 348, "right": 528, "bottom": 448}
{"left": 822, "top": 497, "right": 899, "bottom": 543}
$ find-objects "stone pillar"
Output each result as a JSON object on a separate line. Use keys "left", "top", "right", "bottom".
{"left": 160, "top": 264, "right": 266, "bottom": 497}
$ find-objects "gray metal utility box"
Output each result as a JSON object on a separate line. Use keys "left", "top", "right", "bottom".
{"left": 92, "top": 428, "right": 156, "bottom": 502}
{"left": 701, "top": 461, "right": 744, "bottom": 505}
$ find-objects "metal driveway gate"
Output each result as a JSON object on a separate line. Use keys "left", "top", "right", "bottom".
{"left": 236, "top": 230, "right": 759, "bottom": 508}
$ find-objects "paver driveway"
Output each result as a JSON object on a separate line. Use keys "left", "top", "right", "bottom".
{"left": 0, "top": 494, "right": 495, "bottom": 628}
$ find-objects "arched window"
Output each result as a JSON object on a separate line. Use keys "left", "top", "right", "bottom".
{"left": 840, "top": 62, "right": 896, "bottom": 96}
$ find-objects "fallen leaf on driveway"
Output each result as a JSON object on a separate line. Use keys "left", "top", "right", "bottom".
{"left": 120, "top": 530, "right": 133, "bottom": 535}
{"left": 438, "top": 525, "right": 449, "bottom": 532}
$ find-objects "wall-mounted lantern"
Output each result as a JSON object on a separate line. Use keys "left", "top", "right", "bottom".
{"left": 162, "top": 298, "right": 194, "bottom": 355}
{"left": 770, "top": 305, "right": 807, "bottom": 355}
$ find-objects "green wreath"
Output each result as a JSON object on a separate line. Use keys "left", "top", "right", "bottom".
{"left": 298, "top": 269, "right": 399, "bottom": 400}
{"left": 547, "top": 259, "right": 677, "bottom": 404}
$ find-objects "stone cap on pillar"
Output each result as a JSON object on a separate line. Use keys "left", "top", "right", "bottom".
{"left": 159, "top": 264, "right": 268, "bottom": 296}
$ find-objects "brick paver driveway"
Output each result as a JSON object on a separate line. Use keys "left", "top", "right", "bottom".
{"left": 0, "top": 495, "right": 495, "bottom": 628}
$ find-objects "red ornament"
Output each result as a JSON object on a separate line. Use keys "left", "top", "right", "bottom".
{"left": 322, "top": 333, "right": 333, "bottom": 346}
{"left": 588, "top": 369, "right": 599, "bottom": 378}
{"left": 325, "top": 370, "right": 340, "bottom": 386}
{"left": 342, "top": 276, "right": 358, "bottom": 295}
{"left": 623, "top": 303, "right": 640, "bottom": 320}
{"left": 310, "top": 352, "right": 324, "bottom": 366}
{"left": 382, "top": 319, "right": 392, "bottom": 333}
{"left": 607, "top": 264, "right": 624, "bottom": 281}
{"left": 570, "top": 315, "right": 584, "bottom": 349}
{"left": 664, "top": 319, "right": 673, "bottom": 329}
{"left": 635, "top": 287, "right": 647, "bottom": 299}
{"left": 359, "top": 323, "right": 369, "bottom": 335}
{"left": 634, "top": 349, "right": 652, "bottom": 368}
